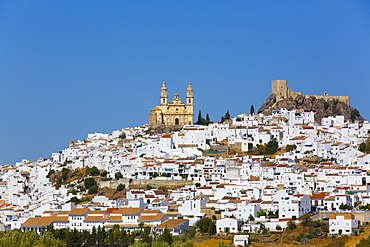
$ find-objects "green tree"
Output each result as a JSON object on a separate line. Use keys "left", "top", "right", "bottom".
{"left": 152, "top": 172, "right": 159, "bottom": 178}
{"left": 256, "top": 211, "right": 267, "bottom": 217}
{"left": 196, "top": 217, "right": 213, "bottom": 233}
{"left": 0, "top": 229, "right": 66, "bottom": 247}
{"left": 66, "top": 196, "right": 80, "bottom": 204}
{"left": 324, "top": 102, "right": 330, "bottom": 110}
{"left": 115, "top": 172, "right": 123, "bottom": 180}
{"left": 265, "top": 139, "right": 278, "bottom": 155}
{"left": 88, "top": 185, "right": 98, "bottom": 194}
{"left": 84, "top": 177, "right": 97, "bottom": 189}
{"left": 287, "top": 220, "right": 296, "bottom": 230}
{"left": 158, "top": 228, "right": 173, "bottom": 245}
{"left": 61, "top": 168, "right": 70, "bottom": 181}
{"left": 117, "top": 183, "right": 125, "bottom": 191}
{"left": 196, "top": 110, "right": 205, "bottom": 125}
{"left": 224, "top": 110, "right": 231, "bottom": 120}
{"left": 100, "top": 170, "right": 108, "bottom": 177}
{"left": 286, "top": 144, "right": 297, "bottom": 152}
{"left": 182, "top": 226, "right": 196, "bottom": 241}
{"left": 339, "top": 203, "right": 353, "bottom": 210}
{"left": 208, "top": 220, "right": 216, "bottom": 235}
{"left": 119, "top": 132, "right": 126, "bottom": 139}
{"left": 248, "top": 215, "right": 255, "bottom": 221}
{"left": 299, "top": 213, "right": 313, "bottom": 227}
{"left": 86, "top": 166, "right": 100, "bottom": 176}
{"left": 46, "top": 169, "right": 55, "bottom": 178}
{"left": 359, "top": 142, "right": 367, "bottom": 153}
{"left": 205, "top": 114, "right": 211, "bottom": 125}
{"left": 250, "top": 105, "right": 255, "bottom": 115}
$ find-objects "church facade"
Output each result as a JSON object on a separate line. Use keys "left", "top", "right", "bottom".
{"left": 149, "top": 82, "right": 194, "bottom": 126}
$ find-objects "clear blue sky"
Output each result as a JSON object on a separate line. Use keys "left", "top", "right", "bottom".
{"left": 1, "top": 1, "right": 370, "bottom": 165}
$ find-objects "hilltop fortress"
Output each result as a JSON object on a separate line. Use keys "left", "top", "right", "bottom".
{"left": 272, "top": 79, "right": 350, "bottom": 106}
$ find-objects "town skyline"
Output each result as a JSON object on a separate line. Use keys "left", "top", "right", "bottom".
{"left": 1, "top": 1, "right": 370, "bottom": 165}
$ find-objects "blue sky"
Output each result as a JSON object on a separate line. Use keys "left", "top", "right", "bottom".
{"left": 1, "top": 1, "right": 370, "bottom": 165}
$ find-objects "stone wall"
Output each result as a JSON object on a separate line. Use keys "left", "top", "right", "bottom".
{"left": 271, "top": 79, "right": 349, "bottom": 106}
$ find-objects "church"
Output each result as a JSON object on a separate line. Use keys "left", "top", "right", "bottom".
{"left": 149, "top": 82, "right": 194, "bottom": 126}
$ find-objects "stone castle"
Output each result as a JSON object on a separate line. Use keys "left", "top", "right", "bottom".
{"left": 149, "top": 82, "right": 194, "bottom": 126}
{"left": 272, "top": 80, "right": 350, "bottom": 106}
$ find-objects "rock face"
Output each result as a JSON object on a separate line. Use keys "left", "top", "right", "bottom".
{"left": 258, "top": 94, "right": 365, "bottom": 123}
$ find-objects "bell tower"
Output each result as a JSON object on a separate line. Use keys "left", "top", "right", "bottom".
{"left": 160, "top": 81, "right": 168, "bottom": 105}
{"left": 186, "top": 82, "right": 193, "bottom": 106}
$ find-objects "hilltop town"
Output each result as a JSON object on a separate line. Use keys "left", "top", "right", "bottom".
{"left": 1, "top": 80, "right": 370, "bottom": 246}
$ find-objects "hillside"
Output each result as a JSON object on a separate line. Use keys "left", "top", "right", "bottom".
{"left": 258, "top": 93, "right": 365, "bottom": 123}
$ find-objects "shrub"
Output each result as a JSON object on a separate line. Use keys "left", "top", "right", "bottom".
{"left": 287, "top": 220, "right": 296, "bottom": 230}
{"left": 46, "top": 169, "right": 55, "bottom": 178}
{"left": 84, "top": 177, "right": 97, "bottom": 189}
{"left": 88, "top": 185, "right": 98, "bottom": 194}
{"left": 115, "top": 172, "right": 123, "bottom": 180}
{"left": 86, "top": 166, "right": 100, "bottom": 176}
{"left": 117, "top": 183, "right": 125, "bottom": 191}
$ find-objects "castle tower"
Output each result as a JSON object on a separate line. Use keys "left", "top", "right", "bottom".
{"left": 272, "top": 80, "right": 288, "bottom": 101}
{"left": 160, "top": 81, "right": 168, "bottom": 105}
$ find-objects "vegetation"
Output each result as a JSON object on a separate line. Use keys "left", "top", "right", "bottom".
{"left": 250, "top": 105, "right": 255, "bottom": 115}
{"left": 339, "top": 203, "right": 353, "bottom": 210}
{"left": 0, "top": 229, "right": 66, "bottom": 247}
{"left": 351, "top": 108, "right": 360, "bottom": 121}
{"left": 117, "top": 183, "right": 125, "bottom": 191}
{"left": 195, "top": 217, "right": 216, "bottom": 235}
{"left": 119, "top": 132, "right": 126, "bottom": 139}
{"left": 359, "top": 203, "right": 370, "bottom": 210}
{"left": 265, "top": 139, "right": 278, "bottom": 155}
{"left": 220, "top": 110, "right": 231, "bottom": 123}
{"left": 0, "top": 225, "right": 201, "bottom": 247}
{"left": 359, "top": 140, "right": 370, "bottom": 154}
{"left": 256, "top": 210, "right": 267, "bottom": 217}
{"left": 66, "top": 196, "right": 91, "bottom": 204}
{"left": 61, "top": 168, "right": 70, "bottom": 181}
{"left": 287, "top": 220, "right": 296, "bottom": 230}
{"left": 152, "top": 172, "right": 159, "bottom": 178}
{"left": 356, "top": 234, "right": 370, "bottom": 247}
{"left": 46, "top": 169, "right": 55, "bottom": 178}
{"left": 115, "top": 172, "right": 123, "bottom": 180}
{"left": 196, "top": 110, "right": 211, "bottom": 125}
{"left": 88, "top": 185, "right": 98, "bottom": 194}
{"left": 86, "top": 166, "right": 100, "bottom": 176}
{"left": 84, "top": 177, "right": 97, "bottom": 189}
{"left": 286, "top": 144, "right": 297, "bottom": 152}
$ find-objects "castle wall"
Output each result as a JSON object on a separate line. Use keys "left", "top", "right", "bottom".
{"left": 305, "top": 94, "right": 350, "bottom": 105}
{"left": 271, "top": 80, "right": 349, "bottom": 106}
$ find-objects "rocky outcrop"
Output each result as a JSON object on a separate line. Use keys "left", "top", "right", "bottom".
{"left": 258, "top": 94, "right": 365, "bottom": 123}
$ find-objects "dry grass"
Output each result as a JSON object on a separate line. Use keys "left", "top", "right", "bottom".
{"left": 195, "top": 239, "right": 232, "bottom": 247}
